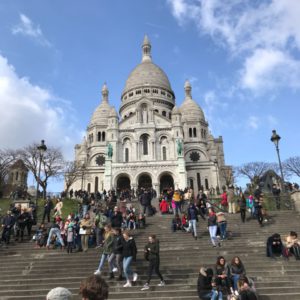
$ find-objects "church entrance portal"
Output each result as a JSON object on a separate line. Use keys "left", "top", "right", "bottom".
{"left": 117, "top": 176, "right": 131, "bottom": 190}
{"left": 138, "top": 174, "right": 152, "bottom": 189}
{"left": 160, "top": 174, "right": 174, "bottom": 192}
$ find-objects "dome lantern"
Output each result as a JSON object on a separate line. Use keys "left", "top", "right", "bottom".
{"left": 142, "top": 35, "right": 152, "bottom": 63}
{"left": 101, "top": 82, "right": 109, "bottom": 103}
{"left": 184, "top": 80, "right": 192, "bottom": 99}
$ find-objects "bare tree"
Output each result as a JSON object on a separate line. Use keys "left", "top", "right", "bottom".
{"left": 236, "top": 162, "right": 274, "bottom": 184}
{"left": 283, "top": 156, "right": 300, "bottom": 178}
{"left": 19, "top": 144, "right": 64, "bottom": 198}
{"left": 219, "top": 166, "right": 234, "bottom": 187}
{"left": 64, "top": 161, "right": 82, "bottom": 194}
{"left": 0, "top": 149, "right": 17, "bottom": 191}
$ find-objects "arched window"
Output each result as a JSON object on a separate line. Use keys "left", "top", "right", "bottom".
{"left": 95, "top": 177, "right": 99, "bottom": 193}
{"left": 141, "top": 134, "right": 149, "bottom": 155}
{"left": 205, "top": 178, "right": 209, "bottom": 190}
{"left": 102, "top": 132, "right": 105, "bottom": 141}
{"left": 189, "top": 178, "right": 194, "bottom": 189}
{"left": 154, "top": 109, "right": 159, "bottom": 113}
{"left": 16, "top": 172, "right": 19, "bottom": 181}
{"left": 193, "top": 128, "right": 197, "bottom": 137}
{"left": 162, "top": 146, "right": 167, "bottom": 160}
{"left": 125, "top": 148, "right": 129, "bottom": 163}
{"left": 98, "top": 132, "right": 101, "bottom": 142}
{"left": 162, "top": 111, "right": 166, "bottom": 117}
{"left": 189, "top": 128, "right": 192, "bottom": 138}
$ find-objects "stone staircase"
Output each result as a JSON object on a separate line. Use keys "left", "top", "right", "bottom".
{"left": 1, "top": 201, "right": 300, "bottom": 300}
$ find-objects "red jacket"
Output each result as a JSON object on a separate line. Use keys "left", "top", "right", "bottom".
{"left": 159, "top": 200, "right": 169, "bottom": 213}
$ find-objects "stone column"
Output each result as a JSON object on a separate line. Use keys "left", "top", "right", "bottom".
{"left": 104, "top": 158, "right": 112, "bottom": 191}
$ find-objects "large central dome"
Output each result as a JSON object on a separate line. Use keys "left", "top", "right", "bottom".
{"left": 122, "top": 35, "right": 173, "bottom": 97}
{"left": 123, "top": 61, "right": 172, "bottom": 93}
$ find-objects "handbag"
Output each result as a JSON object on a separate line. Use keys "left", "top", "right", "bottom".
{"left": 79, "top": 228, "right": 86, "bottom": 235}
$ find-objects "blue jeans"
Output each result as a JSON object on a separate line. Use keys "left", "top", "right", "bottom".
{"left": 232, "top": 274, "right": 240, "bottom": 291}
{"left": 211, "top": 289, "right": 222, "bottom": 300}
{"left": 209, "top": 225, "right": 218, "bottom": 246}
{"left": 98, "top": 253, "right": 114, "bottom": 272}
{"left": 188, "top": 219, "right": 197, "bottom": 237}
{"left": 123, "top": 256, "right": 133, "bottom": 281}
{"left": 46, "top": 228, "right": 64, "bottom": 247}
{"left": 218, "top": 222, "right": 227, "bottom": 239}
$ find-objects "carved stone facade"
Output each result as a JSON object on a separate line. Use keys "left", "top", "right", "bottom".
{"left": 69, "top": 36, "right": 230, "bottom": 195}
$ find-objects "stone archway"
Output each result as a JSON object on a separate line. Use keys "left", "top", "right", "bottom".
{"left": 138, "top": 173, "right": 152, "bottom": 189}
{"left": 117, "top": 175, "right": 131, "bottom": 190}
{"left": 160, "top": 173, "right": 174, "bottom": 192}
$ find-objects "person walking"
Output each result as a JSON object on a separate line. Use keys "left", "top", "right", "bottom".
{"left": 239, "top": 193, "right": 247, "bottom": 223}
{"left": 207, "top": 208, "right": 220, "bottom": 247}
{"left": 141, "top": 234, "right": 165, "bottom": 290}
{"left": 121, "top": 230, "right": 138, "bottom": 287}
{"left": 94, "top": 224, "right": 115, "bottom": 278}
{"left": 187, "top": 202, "right": 201, "bottom": 240}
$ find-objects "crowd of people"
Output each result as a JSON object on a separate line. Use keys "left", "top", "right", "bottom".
{"left": 2, "top": 183, "right": 300, "bottom": 300}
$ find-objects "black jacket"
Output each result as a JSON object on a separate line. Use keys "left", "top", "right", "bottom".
{"left": 197, "top": 268, "right": 213, "bottom": 299}
{"left": 112, "top": 235, "right": 124, "bottom": 255}
{"left": 145, "top": 240, "right": 160, "bottom": 260}
{"left": 122, "top": 237, "right": 137, "bottom": 259}
{"left": 111, "top": 212, "right": 123, "bottom": 228}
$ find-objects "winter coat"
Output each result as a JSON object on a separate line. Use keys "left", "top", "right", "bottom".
{"left": 112, "top": 235, "right": 124, "bottom": 255}
{"left": 159, "top": 200, "right": 169, "bottom": 213}
{"left": 197, "top": 268, "right": 213, "bottom": 299}
{"left": 111, "top": 212, "right": 123, "bottom": 228}
{"left": 230, "top": 263, "right": 246, "bottom": 276}
{"left": 102, "top": 232, "right": 114, "bottom": 254}
{"left": 144, "top": 240, "right": 160, "bottom": 260}
{"left": 122, "top": 237, "right": 137, "bottom": 259}
{"left": 80, "top": 218, "right": 93, "bottom": 235}
{"left": 187, "top": 205, "right": 198, "bottom": 221}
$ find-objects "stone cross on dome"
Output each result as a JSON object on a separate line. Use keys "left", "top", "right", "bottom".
{"left": 101, "top": 82, "right": 109, "bottom": 103}
{"left": 184, "top": 79, "right": 192, "bottom": 99}
{"left": 142, "top": 35, "right": 152, "bottom": 63}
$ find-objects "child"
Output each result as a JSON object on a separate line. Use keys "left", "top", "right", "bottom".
{"left": 67, "top": 222, "right": 75, "bottom": 253}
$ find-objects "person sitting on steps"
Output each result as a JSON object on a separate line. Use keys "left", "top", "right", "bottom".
{"left": 266, "top": 233, "right": 285, "bottom": 259}
{"left": 285, "top": 231, "right": 300, "bottom": 260}
{"left": 197, "top": 267, "right": 214, "bottom": 300}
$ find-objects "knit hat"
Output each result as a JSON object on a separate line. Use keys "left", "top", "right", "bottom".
{"left": 46, "top": 287, "right": 72, "bottom": 300}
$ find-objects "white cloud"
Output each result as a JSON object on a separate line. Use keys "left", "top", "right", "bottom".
{"left": 12, "top": 13, "right": 52, "bottom": 47}
{"left": 241, "top": 48, "right": 300, "bottom": 91}
{"left": 0, "top": 54, "right": 79, "bottom": 159}
{"left": 167, "top": 0, "right": 300, "bottom": 92}
{"left": 247, "top": 116, "right": 259, "bottom": 130}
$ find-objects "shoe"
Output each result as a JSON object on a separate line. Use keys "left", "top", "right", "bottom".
{"left": 133, "top": 272, "right": 138, "bottom": 282}
{"left": 112, "top": 267, "right": 118, "bottom": 272}
{"left": 141, "top": 283, "right": 149, "bottom": 291}
{"left": 123, "top": 281, "right": 132, "bottom": 287}
{"left": 94, "top": 269, "right": 101, "bottom": 275}
{"left": 158, "top": 281, "right": 165, "bottom": 286}
{"left": 234, "top": 290, "right": 239, "bottom": 296}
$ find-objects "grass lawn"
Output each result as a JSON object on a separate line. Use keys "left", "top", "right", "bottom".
{"left": 0, "top": 198, "right": 79, "bottom": 221}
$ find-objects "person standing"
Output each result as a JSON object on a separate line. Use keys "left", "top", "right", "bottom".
{"left": 121, "top": 230, "right": 138, "bottom": 287}
{"left": 207, "top": 208, "right": 220, "bottom": 247}
{"left": 239, "top": 193, "right": 247, "bottom": 223}
{"left": 1, "top": 210, "right": 15, "bottom": 245}
{"left": 227, "top": 185, "right": 236, "bottom": 214}
{"left": 80, "top": 213, "right": 93, "bottom": 252}
{"left": 42, "top": 197, "right": 53, "bottom": 223}
{"left": 141, "top": 234, "right": 165, "bottom": 290}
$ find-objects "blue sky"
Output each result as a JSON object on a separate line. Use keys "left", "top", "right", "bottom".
{"left": 0, "top": 0, "right": 299, "bottom": 192}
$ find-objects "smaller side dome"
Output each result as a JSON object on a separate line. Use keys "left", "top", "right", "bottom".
{"left": 180, "top": 80, "right": 205, "bottom": 121}
{"left": 172, "top": 105, "right": 180, "bottom": 114}
{"left": 109, "top": 107, "right": 118, "bottom": 117}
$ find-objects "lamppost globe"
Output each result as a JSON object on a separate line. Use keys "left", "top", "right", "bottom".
{"left": 270, "top": 130, "right": 281, "bottom": 148}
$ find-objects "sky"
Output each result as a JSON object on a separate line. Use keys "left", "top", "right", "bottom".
{"left": 0, "top": 0, "right": 299, "bottom": 192}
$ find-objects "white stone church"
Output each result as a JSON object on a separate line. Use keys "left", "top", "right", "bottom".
{"left": 69, "top": 36, "right": 230, "bottom": 196}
